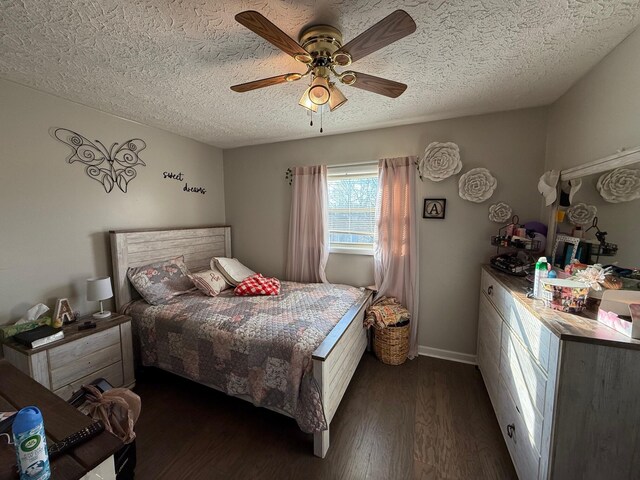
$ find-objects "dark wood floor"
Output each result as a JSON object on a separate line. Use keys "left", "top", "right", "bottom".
{"left": 132, "top": 353, "right": 516, "bottom": 480}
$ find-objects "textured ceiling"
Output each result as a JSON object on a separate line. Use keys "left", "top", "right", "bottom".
{"left": 1, "top": 1, "right": 639, "bottom": 149}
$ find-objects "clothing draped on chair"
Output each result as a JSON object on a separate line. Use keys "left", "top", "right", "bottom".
{"left": 286, "top": 165, "right": 329, "bottom": 283}
{"left": 374, "top": 156, "right": 419, "bottom": 358}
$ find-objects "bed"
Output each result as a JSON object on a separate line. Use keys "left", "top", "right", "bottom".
{"left": 109, "top": 226, "right": 372, "bottom": 457}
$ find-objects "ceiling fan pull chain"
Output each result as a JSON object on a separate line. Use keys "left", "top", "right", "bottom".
{"left": 320, "top": 108, "right": 323, "bottom": 133}
{"left": 310, "top": 110, "right": 313, "bottom": 127}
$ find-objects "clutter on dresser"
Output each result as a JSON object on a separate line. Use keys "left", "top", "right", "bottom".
{"left": 533, "top": 256, "right": 549, "bottom": 298}
{"left": 0, "top": 304, "right": 51, "bottom": 343}
{"left": 540, "top": 278, "right": 590, "bottom": 313}
{"left": 490, "top": 215, "right": 546, "bottom": 276}
{"left": 552, "top": 214, "right": 619, "bottom": 267}
{"left": 78, "top": 320, "right": 97, "bottom": 331}
{"left": 490, "top": 252, "right": 530, "bottom": 276}
{"left": 12, "top": 325, "right": 64, "bottom": 349}
{"left": 597, "top": 290, "right": 640, "bottom": 339}
{"left": 490, "top": 215, "right": 544, "bottom": 252}
{"left": 53, "top": 298, "right": 74, "bottom": 326}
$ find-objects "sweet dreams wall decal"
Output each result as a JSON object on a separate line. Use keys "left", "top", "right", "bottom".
{"left": 162, "top": 171, "right": 206, "bottom": 194}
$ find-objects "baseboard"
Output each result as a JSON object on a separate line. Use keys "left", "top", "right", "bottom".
{"left": 417, "top": 345, "right": 477, "bottom": 365}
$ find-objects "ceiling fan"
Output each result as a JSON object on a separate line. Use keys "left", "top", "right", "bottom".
{"left": 230, "top": 9, "right": 416, "bottom": 122}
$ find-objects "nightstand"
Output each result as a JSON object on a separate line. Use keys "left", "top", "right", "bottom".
{"left": 2, "top": 313, "right": 135, "bottom": 400}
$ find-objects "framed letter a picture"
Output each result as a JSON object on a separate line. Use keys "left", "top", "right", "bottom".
{"left": 423, "top": 198, "right": 446, "bottom": 219}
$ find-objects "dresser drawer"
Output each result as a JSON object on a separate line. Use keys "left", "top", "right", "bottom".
{"left": 477, "top": 336, "right": 499, "bottom": 406}
{"left": 497, "top": 377, "right": 540, "bottom": 480}
{"left": 481, "top": 268, "right": 512, "bottom": 319}
{"left": 50, "top": 343, "right": 122, "bottom": 390}
{"left": 502, "top": 324, "right": 547, "bottom": 415}
{"left": 53, "top": 361, "right": 124, "bottom": 400}
{"left": 502, "top": 299, "right": 552, "bottom": 373}
{"left": 478, "top": 295, "right": 501, "bottom": 367}
{"left": 48, "top": 326, "right": 120, "bottom": 370}
{"left": 500, "top": 327, "right": 546, "bottom": 454}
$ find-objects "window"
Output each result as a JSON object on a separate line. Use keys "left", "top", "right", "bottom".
{"left": 327, "top": 163, "right": 378, "bottom": 255}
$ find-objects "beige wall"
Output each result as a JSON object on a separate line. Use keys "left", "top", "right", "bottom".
{"left": 224, "top": 108, "right": 548, "bottom": 356}
{"left": 546, "top": 27, "right": 640, "bottom": 171}
{"left": 546, "top": 28, "right": 640, "bottom": 269}
{"left": 0, "top": 79, "right": 225, "bottom": 323}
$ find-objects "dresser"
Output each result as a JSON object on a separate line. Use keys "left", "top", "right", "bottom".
{"left": 0, "top": 360, "right": 122, "bottom": 480}
{"left": 2, "top": 314, "right": 135, "bottom": 400}
{"left": 477, "top": 266, "right": 640, "bottom": 480}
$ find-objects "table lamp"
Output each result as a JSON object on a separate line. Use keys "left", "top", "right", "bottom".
{"left": 86, "top": 277, "right": 113, "bottom": 319}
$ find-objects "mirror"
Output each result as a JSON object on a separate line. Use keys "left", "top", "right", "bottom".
{"left": 548, "top": 158, "right": 640, "bottom": 291}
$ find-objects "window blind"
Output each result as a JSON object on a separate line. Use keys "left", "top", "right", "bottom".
{"left": 327, "top": 165, "right": 378, "bottom": 250}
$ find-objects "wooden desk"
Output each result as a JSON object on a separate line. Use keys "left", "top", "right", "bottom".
{"left": 0, "top": 360, "right": 122, "bottom": 479}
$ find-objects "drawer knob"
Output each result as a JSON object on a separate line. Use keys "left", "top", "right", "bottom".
{"left": 487, "top": 285, "right": 493, "bottom": 295}
{"left": 506, "top": 423, "right": 515, "bottom": 438}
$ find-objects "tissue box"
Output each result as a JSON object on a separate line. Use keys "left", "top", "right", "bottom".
{"left": 597, "top": 290, "right": 640, "bottom": 339}
{"left": 0, "top": 317, "right": 51, "bottom": 343}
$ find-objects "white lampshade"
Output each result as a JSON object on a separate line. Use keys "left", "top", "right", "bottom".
{"left": 87, "top": 277, "right": 113, "bottom": 301}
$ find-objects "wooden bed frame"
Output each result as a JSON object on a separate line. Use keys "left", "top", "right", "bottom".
{"left": 109, "top": 226, "right": 372, "bottom": 458}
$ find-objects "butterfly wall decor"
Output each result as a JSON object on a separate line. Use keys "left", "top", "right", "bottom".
{"left": 54, "top": 128, "right": 147, "bottom": 193}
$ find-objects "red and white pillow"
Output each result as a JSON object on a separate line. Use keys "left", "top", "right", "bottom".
{"left": 189, "top": 267, "right": 230, "bottom": 296}
{"left": 234, "top": 274, "right": 281, "bottom": 296}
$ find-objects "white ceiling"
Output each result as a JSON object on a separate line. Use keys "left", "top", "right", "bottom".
{"left": 1, "top": 1, "right": 639, "bottom": 149}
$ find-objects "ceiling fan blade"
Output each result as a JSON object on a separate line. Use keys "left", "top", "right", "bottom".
{"left": 230, "top": 74, "right": 296, "bottom": 93}
{"left": 235, "top": 11, "right": 311, "bottom": 62}
{"left": 347, "top": 72, "right": 407, "bottom": 98}
{"left": 336, "top": 10, "right": 416, "bottom": 64}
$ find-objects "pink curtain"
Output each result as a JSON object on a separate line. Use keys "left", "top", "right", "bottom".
{"left": 374, "top": 157, "right": 419, "bottom": 358}
{"left": 286, "top": 165, "right": 329, "bottom": 283}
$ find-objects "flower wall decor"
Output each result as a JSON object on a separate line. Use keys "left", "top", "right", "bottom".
{"left": 566, "top": 202, "right": 597, "bottom": 225}
{"left": 54, "top": 128, "right": 146, "bottom": 193}
{"left": 488, "top": 202, "right": 513, "bottom": 223}
{"left": 458, "top": 168, "right": 497, "bottom": 203}
{"left": 596, "top": 167, "right": 640, "bottom": 203}
{"left": 417, "top": 142, "right": 462, "bottom": 181}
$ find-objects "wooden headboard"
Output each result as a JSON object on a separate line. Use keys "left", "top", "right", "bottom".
{"left": 109, "top": 226, "right": 231, "bottom": 312}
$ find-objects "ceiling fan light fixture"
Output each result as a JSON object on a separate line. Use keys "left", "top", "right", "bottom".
{"left": 299, "top": 87, "right": 318, "bottom": 112}
{"left": 309, "top": 76, "right": 331, "bottom": 105}
{"left": 328, "top": 84, "right": 348, "bottom": 111}
{"left": 339, "top": 71, "right": 357, "bottom": 86}
{"left": 332, "top": 52, "right": 352, "bottom": 67}
{"left": 285, "top": 73, "right": 303, "bottom": 82}
{"left": 294, "top": 53, "right": 313, "bottom": 64}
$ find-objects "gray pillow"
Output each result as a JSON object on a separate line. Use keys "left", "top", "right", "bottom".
{"left": 127, "top": 256, "right": 195, "bottom": 305}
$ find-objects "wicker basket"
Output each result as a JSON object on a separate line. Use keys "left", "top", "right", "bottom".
{"left": 373, "top": 321, "right": 410, "bottom": 365}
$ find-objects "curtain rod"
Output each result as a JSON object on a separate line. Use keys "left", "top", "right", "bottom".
{"left": 327, "top": 160, "right": 378, "bottom": 168}
{"left": 285, "top": 160, "right": 379, "bottom": 185}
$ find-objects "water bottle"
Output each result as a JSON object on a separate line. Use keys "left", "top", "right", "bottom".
{"left": 12, "top": 406, "right": 50, "bottom": 480}
{"left": 533, "top": 256, "right": 549, "bottom": 299}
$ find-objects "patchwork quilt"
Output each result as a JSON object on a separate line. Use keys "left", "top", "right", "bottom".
{"left": 125, "top": 281, "right": 364, "bottom": 433}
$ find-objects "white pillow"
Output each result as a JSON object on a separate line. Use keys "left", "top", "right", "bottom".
{"left": 211, "top": 257, "right": 255, "bottom": 286}
{"left": 188, "top": 267, "right": 230, "bottom": 296}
